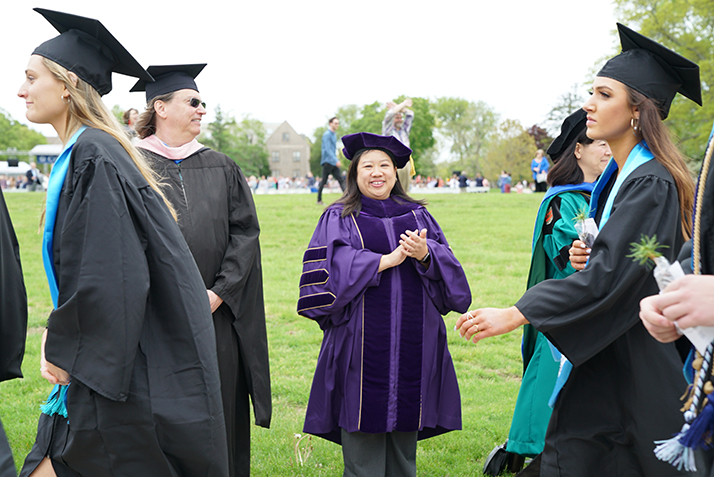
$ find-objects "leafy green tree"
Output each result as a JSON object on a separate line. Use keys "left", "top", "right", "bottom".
{"left": 232, "top": 117, "right": 270, "bottom": 177}
{"left": 201, "top": 106, "right": 269, "bottom": 177}
{"left": 333, "top": 105, "right": 360, "bottom": 135}
{"left": 482, "top": 120, "right": 536, "bottom": 183}
{"left": 432, "top": 97, "right": 498, "bottom": 175}
{"left": 310, "top": 97, "right": 437, "bottom": 177}
{"left": 309, "top": 125, "right": 328, "bottom": 177}
{"left": 203, "top": 105, "right": 237, "bottom": 153}
{"left": 613, "top": 0, "right": 714, "bottom": 166}
{"left": 0, "top": 109, "right": 47, "bottom": 158}
{"left": 527, "top": 125, "right": 552, "bottom": 151}
{"left": 412, "top": 146, "right": 439, "bottom": 178}
{"left": 346, "top": 97, "right": 437, "bottom": 172}
{"left": 347, "top": 101, "right": 382, "bottom": 135}
{"left": 545, "top": 84, "right": 588, "bottom": 136}
{"left": 111, "top": 105, "right": 124, "bottom": 125}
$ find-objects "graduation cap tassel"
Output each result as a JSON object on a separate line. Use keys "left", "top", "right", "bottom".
{"left": 680, "top": 383, "right": 695, "bottom": 412}
{"left": 655, "top": 342, "right": 714, "bottom": 472}
{"left": 653, "top": 422, "right": 690, "bottom": 470}
{"left": 40, "top": 384, "right": 69, "bottom": 418}
{"left": 681, "top": 393, "right": 714, "bottom": 449}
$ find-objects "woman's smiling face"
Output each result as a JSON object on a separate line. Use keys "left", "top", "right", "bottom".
{"left": 356, "top": 149, "right": 397, "bottom": 200}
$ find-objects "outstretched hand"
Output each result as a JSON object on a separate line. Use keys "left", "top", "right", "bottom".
{"left": 454, "top": 306, "right": 529, "bottom": 344}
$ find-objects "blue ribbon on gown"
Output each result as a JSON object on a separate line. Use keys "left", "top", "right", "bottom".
{"left": 548, "top": 142, "right": 654, "bottom": 407}
{"left": 40, "top": 126, "right": 87, "bottom": 417}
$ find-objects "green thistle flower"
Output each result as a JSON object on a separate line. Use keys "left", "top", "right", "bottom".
{"left": 572, "top": 205, "right": 589, "bottom": 224}
{"left": 628, "top": 234, "right": 668, "bottom": 268}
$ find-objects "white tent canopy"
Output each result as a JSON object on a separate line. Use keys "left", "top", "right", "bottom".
{"left": 29, "top": 144, "right": 62, "bottom": 165}
{"left": 0, "top": 161, "right": 31, "bottom": 176}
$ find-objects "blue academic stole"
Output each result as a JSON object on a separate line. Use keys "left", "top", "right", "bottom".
{"left": 42, "top": 126, "right": 87, "bottom": 307}
{"left": 549, "top": 142, "right": 653, "bottom": 407}
{"left": 40, "top": 126, "right": 86, "bottom": 418}
{"left": 590, "top": 141, "right": 654, "bottom": 228}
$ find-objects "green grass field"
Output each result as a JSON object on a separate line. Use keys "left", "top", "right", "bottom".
{"left": 0, "top": 190, "right": 542, "bottom": 476}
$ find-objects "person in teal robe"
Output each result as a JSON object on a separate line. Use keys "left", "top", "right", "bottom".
{"left": 499, "top": 110, "right": 611, "bottom": 474}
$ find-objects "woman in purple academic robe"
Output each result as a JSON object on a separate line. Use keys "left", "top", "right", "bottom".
{"left": 297, "top": 133, "right": 471, "bottom": 477}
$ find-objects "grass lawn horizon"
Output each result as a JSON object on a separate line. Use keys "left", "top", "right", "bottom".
{"left": 1, "top": 190, "right": 542, "bottom": 476}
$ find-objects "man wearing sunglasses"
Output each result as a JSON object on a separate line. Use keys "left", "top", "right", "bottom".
{"left": 132, "top": 64, "right": 272, "bottom": 477}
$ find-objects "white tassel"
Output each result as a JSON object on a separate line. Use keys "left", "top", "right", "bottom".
{"left": 683, "top": 447, "right": 697, "bottom": 472}
{"left": 654, "top": 423, "right": 696, "bottom": 472}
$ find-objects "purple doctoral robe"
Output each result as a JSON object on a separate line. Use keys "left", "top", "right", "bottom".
{"left": 298, "top": 196, "right": 471, "bottom": 444}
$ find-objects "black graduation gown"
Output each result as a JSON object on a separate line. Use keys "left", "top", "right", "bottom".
{"left": 142, "top": 146, "right": 271, "bottom": 475}
{"left": 686, "top": 143, "right": 714, "bottom": 477}
{"left": 0, "top": 188, "right": 27, "bottom": 477}
{"left": 21, "top": 129, "right": 228, "bottom": 477}
{"left": 0, "top": 188, "right": 27, "bottom": 382}
{"left": 516, "top": 159, "right": 692, "bottom": 476}
{"left": 700, "top": 153, "right": 714, "bottom": 276}
{"left": 142, "top": 147, "right": 271, "bottom": 427}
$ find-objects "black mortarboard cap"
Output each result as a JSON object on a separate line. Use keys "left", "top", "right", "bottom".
{"left": 597, "top": 23, "right": 701, "bottom": 119}
{"left": 342, "top": 133, "right": 412, "bottom": 168}
{"left": 32, "top": 8, "right": 152, "bottom": 96}
{"left": 130, "top": 64, "right": 206, "bottom": 103}
{"left": 547, "top": 109, "right": 587, "bottom": 162}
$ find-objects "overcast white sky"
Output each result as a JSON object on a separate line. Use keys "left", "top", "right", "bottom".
{"left": 2, "top": 0, "right": 619, "bottom": 140}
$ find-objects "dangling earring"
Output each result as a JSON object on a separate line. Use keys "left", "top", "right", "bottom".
{"left": 631, "top": 117, "right": 640, "bottom": 135}
{"left": 61, "top": 95, "right": 70, "bottom": 105}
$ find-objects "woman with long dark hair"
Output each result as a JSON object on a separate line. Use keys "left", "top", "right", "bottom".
{"left": 17, "top": 9, "right": 227, "bottom": 477}
{"left": 457, "top": 24, "right": 700, "bottom": 476}
{"left": 298, "top": 133, "right": 471, "bottom": 476}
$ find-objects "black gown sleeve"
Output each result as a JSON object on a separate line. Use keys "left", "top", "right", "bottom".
{"left": 210, "top": 163, "right": 261, "bottom": 316}
{"left": 0, "top": 189, "right": 27, "bottom": 382}
{"left": 45, "top": 156, "right": 151, "bottom": 402}
{"left": 208, "top": 162, "right": 272, "bottom": 428}
{"left": 516, "top": 172, "right": 683, "bottom": 367}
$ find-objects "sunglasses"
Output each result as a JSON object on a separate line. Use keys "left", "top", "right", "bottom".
{"left": 187, "top": 97, "right": 206, "bottom": 109}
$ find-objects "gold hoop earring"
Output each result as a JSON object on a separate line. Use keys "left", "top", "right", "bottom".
{"left": 631, "top": 117, "right": 640, "bottom": 135}
{"left": 61, "top": 95, "right": 70, "bottom": 105}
